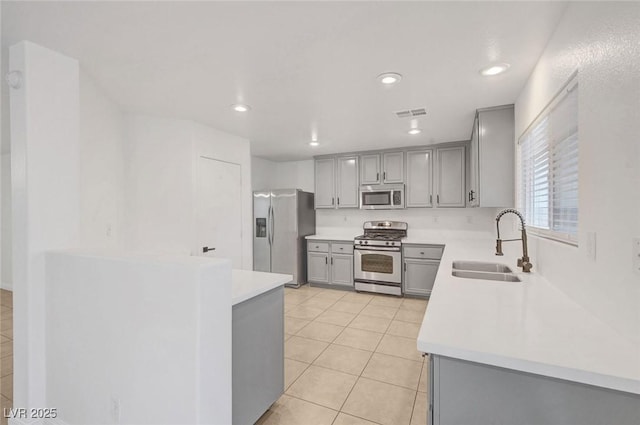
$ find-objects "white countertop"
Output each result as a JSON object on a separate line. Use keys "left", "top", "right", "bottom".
{"left": 417, "top": 236, "right": 640, "bottom": 395}
{"left": 305, "top": 233, "right": 358, "bottom": 242}
{"left": 232, "top": 269, "right": 292, "bottom": 305}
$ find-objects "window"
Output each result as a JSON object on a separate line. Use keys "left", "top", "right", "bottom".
{"left": 518, "top": 75, "right": 579, "bottom": 244}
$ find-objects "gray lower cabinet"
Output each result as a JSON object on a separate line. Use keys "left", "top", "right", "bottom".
{"left": 307, "top": 241, "right": 354, "bottom": 287}
{"left": 233, "top": 286, "right": 284, "bottom": 425}
{"left": 403, "top": 244, "right": 443, "bottom": 297}
{"left": 307, "top": 251, "right": 329, "bottom": 283}
{"left": 427, "top": 354, "right": 640, "bottom": 425}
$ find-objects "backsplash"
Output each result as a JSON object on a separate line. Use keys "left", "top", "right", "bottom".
{"left": 316, "top": 208, "right": 503, "bottom": 233}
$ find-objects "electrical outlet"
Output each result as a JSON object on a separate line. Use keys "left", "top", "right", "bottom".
{"left": 633, "top": 238, "right": 640, "bottom": 275}
{"left": 586, "top": 232, "right": 596, "bottom": 262}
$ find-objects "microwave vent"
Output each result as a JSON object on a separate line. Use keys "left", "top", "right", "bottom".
{"left": 394, "top": 108, "right": 427, "bottom": 119}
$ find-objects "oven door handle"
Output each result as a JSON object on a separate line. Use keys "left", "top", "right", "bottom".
{"left": 354, "top": 246, "right": 401, "bottom": 252}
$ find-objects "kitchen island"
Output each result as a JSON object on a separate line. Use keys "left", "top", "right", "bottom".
{"left": 415, "top": 233, "right": 640, "bottom": 425}
{"left": 232, "top": 269, "right": 292, "bottom": 425}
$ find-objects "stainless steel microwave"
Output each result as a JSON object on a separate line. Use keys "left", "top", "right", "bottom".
{"left": 359, "top": 184, "right": 405, "bottom": 210}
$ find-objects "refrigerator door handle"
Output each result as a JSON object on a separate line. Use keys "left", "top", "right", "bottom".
{"left": 269, "top": 204, "right": 275, "bottom": 245}
{"left": 267, "top": 206, "right": 273, "bottom": 245}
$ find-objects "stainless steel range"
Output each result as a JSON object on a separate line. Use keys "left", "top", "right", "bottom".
{"left": 354, "top": 221, "right": 407, "bottom": 296}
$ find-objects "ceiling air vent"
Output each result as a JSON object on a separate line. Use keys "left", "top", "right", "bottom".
{"left": 395, "top": 108, "right": 427, "bottom": 119}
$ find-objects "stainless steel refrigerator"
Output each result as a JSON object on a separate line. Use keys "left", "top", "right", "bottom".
{"left": 253, "top": 189, "right": 316, "bottom": 287}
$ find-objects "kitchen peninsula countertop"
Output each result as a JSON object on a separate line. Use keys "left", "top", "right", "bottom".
{"left": 416, "top": 234, "right": 640, "bottom": 395}
{"left": 232, "top": 269, "right": 292, "bottom": 305}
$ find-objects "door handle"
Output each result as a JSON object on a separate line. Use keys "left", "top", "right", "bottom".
{"left": 267, "top": 206, "right": 273, "bottom": 245}
{"left": 203, "top": 246, "right": 216, "bottom": 253}
{"left": 270, "top": 205, "right": 275, "bottom": 244}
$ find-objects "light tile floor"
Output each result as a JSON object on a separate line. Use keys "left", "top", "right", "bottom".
{"left": 257, "top": 285, "right": 429, "bottom": 425}
{"left": 0, "top": 289, "right": 13, "bottom": 425}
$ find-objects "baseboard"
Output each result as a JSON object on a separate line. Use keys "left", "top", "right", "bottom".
{"left": 0, "top": 281, "right": 12, "bottom": 291}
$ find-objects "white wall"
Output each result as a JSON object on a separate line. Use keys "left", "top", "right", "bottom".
{"left": 125, "top": 115, "right": 253, "bottom": 269}
{"left": 251, "top": 156, "right": 314, "bottom": 193}
{"left": 515, "top": 2, "right": 640, "bottom": 343}
{"left": 1, "top": 155, "right": 10, "bottom": 290}
{"left": 9, "top": 41, "right": 80, "bottom": 407}
{"left": 46, "top": 251, "right": 232, "bottom": 424}
{"left": 251, "top": 156, "right": 275, "bottom": 191}
{"left": 316, "top": 207, "right": 500, "bottom": 235}
{"left": 78, "top": 70, "right": 126, "bottom": 250}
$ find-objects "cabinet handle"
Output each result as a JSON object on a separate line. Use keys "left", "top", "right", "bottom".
{"left": 404, "top": 262, "right": 407, "bottom": 272}
{"left": 332, "top": 197, "right": 335, "bottom": 206}
{"left": 337, "top": 197, "right": 340, "bottom": 205}
{"left": 470, "top": 190, "right": 475, "bottom": 201}
{"left": 331, "top": 257, "right": 334, "bottom": 265}
{"left": 376, "top": 172, "right": 379, "bottom": 181}
{"left": 315, "top": 245, "right": 319, "bottom": 249}
{"left": 325, "top": 257, "right": 328, "bottom": 265}
{"left": 383, "top": 171, "right": 387, "bottom": 181}
{"left": 420, "top": 252, "right": 425, "bottom": 255}
{"left": 437, "top": 195, "right": 440, "bottom": 204}
{"left": 468, "top": 191, "right": 472, "bottom": 202}
{"left": 430, "top": 194, "right": 432, "bottom": 205}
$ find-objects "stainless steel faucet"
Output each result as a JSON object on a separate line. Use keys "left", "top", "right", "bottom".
{"left": 495, "top": 208, "right": 533, "bottom": 273}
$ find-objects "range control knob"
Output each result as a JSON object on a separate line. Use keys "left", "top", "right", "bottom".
{"left": 364, "top": 241, "right": 368, "bottom": 244}
{"left": 385, "top": 241, "right": 390, "bottom": 245}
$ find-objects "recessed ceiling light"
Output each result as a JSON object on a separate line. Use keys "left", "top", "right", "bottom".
{"left": 377, "top": 72, "right": 403, "bottom": 85}
{"left": 231, "top": 103, "right": 251, "bottom": 112}
{"left": 309, "top": 141, "right": 319, "bottom": 147}
{"left": 480, "top": 63, "right": 511, "bottom": 76}
{"left": 408, "top": 129, "right": 422, "bottom": 135}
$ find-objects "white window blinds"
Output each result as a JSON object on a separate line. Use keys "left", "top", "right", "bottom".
{"left": 518, "top": 76, "right": 579, "bottom": 244}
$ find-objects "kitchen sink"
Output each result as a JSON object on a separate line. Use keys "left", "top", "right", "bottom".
{"left": 452, "top": 261, "right": 513, "bottom": 273}
{"left": 451, "top": 270, "right": 521, "bottom": 282}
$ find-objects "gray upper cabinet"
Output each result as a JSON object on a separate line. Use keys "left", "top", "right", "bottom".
{"left": 382, "top": 152, "right": 404, "bottom": 183}
{"left": 315, "top": 156, "right": 359, "bottom": 209}
{"left": 314, "top": 158, "right": 336, "bottom": 208}
{"left": 336, "top": 156, "right": 359, "bottom": 208}
{"left": 469, "top": 105, "right": 515, "bottom": 207}
{"left": 435, "top": 146, "right": 466, "bottom": 208}
{"left": 406, "top": 150, "right": 433, "bottom": 208}
{"left": 360, "top": 154, "right": 381, "bottom": 185}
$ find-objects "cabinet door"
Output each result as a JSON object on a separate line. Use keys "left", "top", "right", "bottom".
{"left": 331, "top": 253, "right": 354, "bottom": 287}
{"left": 404, "top": 259, "right": 439, "bottom": 296}
{"left": 315, "top": 158, "right": 336, "bottom": 209}
{"left": 383, "top": 152, "right": 404, "bottom": 183}
{"left": 308, "top": 252, "right": 329, "bottom": 283}
{"left": 360, "top": 154, "right": 381, "bottom": 185}
{"left": 435, "top": 146, "right": 465, "bottom": 208}
{"left": 469, "top": 116, "right": 480, "bottom": 207}
{"left": 406, "top": 150, "right": 433, "bottom": 208}
{"left": 337, "top": 156, "right": 359, "bottom": 208}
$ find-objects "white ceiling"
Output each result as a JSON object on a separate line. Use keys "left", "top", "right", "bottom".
{"left": 2, "top": 1, "right": 567, "bottom": 160}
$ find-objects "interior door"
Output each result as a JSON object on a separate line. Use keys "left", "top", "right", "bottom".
{"left": 196, "top": 156, "right": 243, "bottom": 268}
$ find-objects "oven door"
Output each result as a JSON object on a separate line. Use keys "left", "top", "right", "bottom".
{"left": 354, "top": 247, "right": 402, "bottom": 284}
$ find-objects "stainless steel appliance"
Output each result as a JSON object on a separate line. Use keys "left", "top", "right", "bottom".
{"left": 354, "top": 221, "right": 407, "bottom": 296}
{"left": 253, "top": 189, "right": 316, "bottom": 287}
{"left": 360, "top": 184, "right": 405, "bottom": 210}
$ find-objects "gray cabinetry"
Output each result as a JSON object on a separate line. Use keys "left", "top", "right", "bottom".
{"left": 435, "top": 146, "right": 465, "bottom": 208}
{"left": 233, "top": 286, "right": 284, "bottom": 425}
{"left": 307, "top": 240, "right": 354, "bottom": 287}
{"left": 360, "top": 154, "right": 381, "bottom": 185}
{"left": 428, "top": 354, "right": 640, "bottom": 425}
{"left": 469, "top": 105, "right": 515, "bottom": 207}
{"left": 403, "top": 244, "right": 443, "bottom": 297}
{"left": 382, "top": 152, "right": 404, "bottom": 183}
{"left": 406, "top": 149, "right": 434, "bottom": 207}
{"left": 336, "top": 156, "right": 359, "bottom": 208}
{"left": 314, "top": 158, "right": 335, "bottom": 209}
{"left": 314, "top": 157, "right": 359, "bottom": 209}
